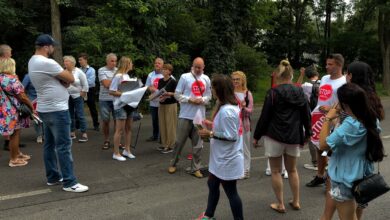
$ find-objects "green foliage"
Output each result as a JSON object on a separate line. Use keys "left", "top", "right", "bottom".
{"left": 0, "top": 0, "right": 388, "bottom": 97}
{"left": 234, "top": 43, "right": 272, "bottom": 91}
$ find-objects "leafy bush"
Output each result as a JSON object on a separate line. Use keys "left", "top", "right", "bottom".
{"left": 234, "top": 43, "right": 272, "bottom": 91}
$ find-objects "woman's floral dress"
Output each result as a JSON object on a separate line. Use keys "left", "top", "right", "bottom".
{"left": 0, "top": 73, "right": 29, "bottom": 136}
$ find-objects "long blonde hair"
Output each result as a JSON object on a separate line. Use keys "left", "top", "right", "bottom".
{"left": 0, "top": 58, "right": 16, "bottom": 75}
{"left": 116, "top": 56, "right": 133, "bottom": 75}
{"left": 231, "top": 71, "right": 247, "bottom": 91}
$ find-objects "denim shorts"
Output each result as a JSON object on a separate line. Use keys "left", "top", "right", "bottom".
{"left": 99, "top": 101, "right": 114, "bottom": 121}
{"left": 114, "top": 106, "right": 134, "bottom": 120}
{"left": 330, "top": 180, "right": 354, "bottom": 202}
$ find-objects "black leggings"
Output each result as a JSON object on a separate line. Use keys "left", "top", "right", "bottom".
{"left": 205, "top": 173, "right": 243, "bottom": 220}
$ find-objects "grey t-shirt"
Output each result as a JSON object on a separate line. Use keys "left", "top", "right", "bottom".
{"left": 28, "top": 55, "right": 68, "bottom": 113}
{"left": 98, "top": 66, "right": 117, "bottom": 101}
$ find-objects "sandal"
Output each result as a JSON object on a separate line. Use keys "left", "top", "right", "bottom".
{"left": 270, "top": 203, "right": 286, "bottom": 213}
{"left": 9, "top": 158, "right": 28, "bottom": 167}
{"left": 18, "top": 153, "right": 31, "bottom": 161}
{"left": 288, "top": 200, "right": 301, "bottom": 210}
{"left": 102, "top": 141, "right": 110, "bottom": 150}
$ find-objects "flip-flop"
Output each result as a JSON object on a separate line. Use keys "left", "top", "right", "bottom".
{"left": 288, "top": 201, "right": 301, "bottom": 210}
{"left": 270, "top": 203, "right": 286, "bottom": 213}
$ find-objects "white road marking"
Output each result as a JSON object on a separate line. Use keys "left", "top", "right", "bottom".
{"left": 382, "top": 135, "right": 390, "bottom": 139}
{"left": 252, "top": 149, "right": 309, "bottom": 160}
{"left": 0, "top": 189, "right": 52, "bottom": 201}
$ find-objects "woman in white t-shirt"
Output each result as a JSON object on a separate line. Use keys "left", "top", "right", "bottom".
{"left": 231, "top": 71, "right": 253, "bottom": 179}
{"left": 109, "top": 56, "right": 141, "bottom": 161}
{"left": 197, "top": 74, "right": 243, "bottom": 220}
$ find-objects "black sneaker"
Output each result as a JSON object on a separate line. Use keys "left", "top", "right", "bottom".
{"left": 306, "top": 176, "right": 326, "bottom": 187}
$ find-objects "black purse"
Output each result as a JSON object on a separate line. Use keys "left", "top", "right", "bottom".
{"left": 352, "top": 163, "right": 390, "bottom": 204}
{"left": 1, "top": 85, "right": 33, "bottom": 119}
{"left": 18, "top": 102, "right": 33, "bottom": 119}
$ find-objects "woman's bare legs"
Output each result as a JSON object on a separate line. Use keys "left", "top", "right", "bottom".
{"left": 269, "top": 156, "right": 285, "bottom": 210}
{"left": 284, "top": 154, "right": 300, "bottom": 207}
{"left": 113, "top": 119, "right": 125, "bottom": 156}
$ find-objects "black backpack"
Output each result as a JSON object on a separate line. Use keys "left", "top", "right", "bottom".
{"left": 309, "top": 80, "right": 320, "bottom": 111}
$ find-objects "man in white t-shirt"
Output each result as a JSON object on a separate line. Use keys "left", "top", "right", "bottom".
{"left": 306, "top": 54, "right": 346, "bottom": 188}
{"left": 29, "top": 34, "right": 88, "bottom": 193}
{"left": 168, "top": 57, "right": 212, "bottom": 178}
{"left": 300, "top": 65, "right": 320, "bottom": 171}
{"left": 145, "top": 57, "right": 164, "bottom": 142}
{"left": 98, "top": 53, "right": 117, "bottom": 150}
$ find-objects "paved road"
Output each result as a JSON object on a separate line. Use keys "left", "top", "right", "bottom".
{"left": 1, "top": 98, "right": 390, "bottom": 220}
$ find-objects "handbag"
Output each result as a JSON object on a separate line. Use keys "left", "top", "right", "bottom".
{"left": 0, "top": 83, "right": 33, "bottom": 119}
{"left": 18, "top": 102, "right": 33, "bottom": 118}
{"left": 352, "top": 163, "right": 390, "bottom": 204}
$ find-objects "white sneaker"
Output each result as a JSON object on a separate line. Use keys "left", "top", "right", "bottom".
{"left": 112, "top": 154, "right": 126, "bottom": 161}
{"left": 122, "top": 150, "right": 136, "bottom": 159}
{"left": 63, "top": 183, "right": 89, "bottom": 193}
{"left": 265, "top": 169, "right": 271, "bottom": 176}
{"left": 304, "top": 163, "right": 319, "bottom": 171}
{"left": 282, "top": 171, "right": 289, "bottom": 179}
{"left": 37, "top": 136, "right": 43, "bottom": 144}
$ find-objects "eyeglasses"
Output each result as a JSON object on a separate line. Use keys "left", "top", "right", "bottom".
{"left": 232, "top": 78, "right": 241, "bottom": 81}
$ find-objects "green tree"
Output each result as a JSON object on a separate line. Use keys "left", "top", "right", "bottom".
{"left": 378, "top": 0, "right": 390, "bottom": 92}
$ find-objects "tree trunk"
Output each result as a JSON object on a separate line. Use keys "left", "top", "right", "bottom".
{"left": 378, "top": 7, "right": 390, "bottom": 93}
{"left": 50, "top": 0, "right": 63, "bottom": 63}
{"left": 324, "top": 0, "right": 332, "bottom": 58}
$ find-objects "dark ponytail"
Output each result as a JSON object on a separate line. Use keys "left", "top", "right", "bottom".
{"left": 337, "top": 83, "right": 385, "bottom": 162}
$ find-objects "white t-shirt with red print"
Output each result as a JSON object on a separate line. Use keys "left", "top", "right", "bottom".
{"left": 175, "top": 72, "right": 212, "bottom": 120}
{"left": 146, "top": 70, "right": 163, "bottom": 107}
{"left": 311, "top": 74, "right": 346, "bottom": 147}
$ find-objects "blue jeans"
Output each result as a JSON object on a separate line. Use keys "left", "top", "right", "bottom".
{"left": 69, "top": 96, "right": 87, "bottom": 133}
{"left": 39, "top": 110, "right": 77, "bottom": 188}
{"left": 99, "top": 100, "right": 115, "bottom": 121}
{"left": 150, "top": 106, "right": 159, "bottom": 139}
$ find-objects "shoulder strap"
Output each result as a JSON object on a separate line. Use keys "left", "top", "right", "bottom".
{"left": 245, "top": 90, "right": 249, "bottom": 107}
{"left": 0, "top": 77, "right": 18, "bottom": 109}
{"left": 191, "top": 73, "right": 204, "bottom": 97}
{"left": 83, "top": 67, "right": 90, "bottom": 74}
{"left": 311, "top": 80, "right": 318, "bottom": 91}
{"left": 161, "top": 77, "right": 173, "bottom": 90}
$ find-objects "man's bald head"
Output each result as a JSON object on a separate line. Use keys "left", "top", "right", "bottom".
{"left": 192, "top": 57, "right": 205, "bottom": 75}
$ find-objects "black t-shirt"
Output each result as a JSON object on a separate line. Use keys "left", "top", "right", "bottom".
{"left": 157, "top": 77, "right": 178, "bottom": 105}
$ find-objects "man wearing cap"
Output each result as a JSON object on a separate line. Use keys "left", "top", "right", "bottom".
{"left": 29, "top": 34, "right": 89, "bottom": 193}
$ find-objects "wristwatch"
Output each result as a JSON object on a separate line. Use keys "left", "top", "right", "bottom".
{"left": 209, "top": 131, "right": 214, "bottom": 138}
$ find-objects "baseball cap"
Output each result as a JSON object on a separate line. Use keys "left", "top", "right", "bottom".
{"left": 35, "top": 34, "right": 59, "bottom": 46}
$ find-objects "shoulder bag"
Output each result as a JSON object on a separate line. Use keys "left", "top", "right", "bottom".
{"left": 0, "top": 83, "right": 33, "bottom": 119}
{"left": 352, "top": 163, "right": 390, "bottom": 204}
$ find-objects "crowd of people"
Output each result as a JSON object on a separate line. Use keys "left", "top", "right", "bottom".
{"left": 0, "top": 34, "right": 387, "bottom": 219}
